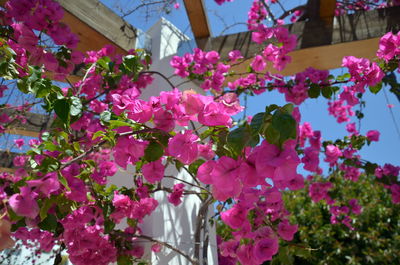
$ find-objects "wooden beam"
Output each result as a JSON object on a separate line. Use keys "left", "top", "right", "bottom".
{"left": 1, "top": 0, "right": 136, "bottom": 55}
{"left": 0, "top": 151, "right": 18, "bottom": 170}
{"left": 183, "top": 0, "right": 211, "bottom": 49}
{"left": 226, "top": 37, "right": 380, "bottom": 81}
{"left": 319, "top": 0, "right": 337, "bottom": 26}
{"left": 1, "top": 109, "right": 53, "bottom": 138}
{"left": 210, "top": 6, "right": 400, "bottom": 77}
{"left": 57, "top": 0, "right": 135, "bottom": 55}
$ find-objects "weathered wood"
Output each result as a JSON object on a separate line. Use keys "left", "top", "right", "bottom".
{"left": 319, "top": 0, "right": 337, "bottom": 25}
{"left": 210, "top": 6, "right": 400, "bottom": 77}
{"left": 57, "top": 0, "right": 135, "bottom": 54}
{"left": 0, "top": 151, "right": 18, "bottom": 170}
{"left": 183, "top": 0, "right": 211, "bottom": 49}
{"left": 225, "top": 37, "right": 380, "bottom": 80}
{"left": 1, "top": 0, "right": 135, "bottom": 54}
{"left": 1, "top": 109, "right": 53, "bottom": 138}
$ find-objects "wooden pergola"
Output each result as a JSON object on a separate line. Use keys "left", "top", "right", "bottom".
{"left": 1, "top": 0, "right": 399, "bottom": 171}
{"left": 184, "top": 0, "right": 400, "bottom": 76}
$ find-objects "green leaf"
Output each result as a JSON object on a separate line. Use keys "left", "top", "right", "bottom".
{"left": 17, "top": 78, "right": 29, "bottom": 93}
{"left": 92, "top": 130, "right": 105, "bottom": 140}
{"left": 369, "top": 82, "right": 382, "bottom": 94}
{"left": 100, "top": 110, "right": 111, "bottom": 123}
{"left": 188, "top": 159, "right": 205, "bottom": 175}
{"left": 175, "top": 160, "right": 184, "bottom": 171}
{"left": 70, "top": 96, "right": 82, "bottom": 116}
{"left": 264, "top": 125, "right": 280, "bottom": 145}
{"left": 38, "top": 214, "right": 58, "bottom": 232}
{"left": 58, "top": 174, "right": 70, "bottom": 190}
{"left": 265, "top": 104, "right": 279, "bottom": 114}
{"left": 40, "top": 197, "right": 56, "bottom": 220}
{"left": 54, "top": 98, "right": 70, "bottom": 125}
{"left": 11, "top": 218, "right": 26, "bottom": 232}
{"left": 104, "top": 219, "right": 116, "bottom": 234}
{"left": 308, "top": 84, "right": 321, "bottom": 98}
{"left": 117, "top": 255, "right": 133, "bottom": 265}
{"left": 144, "top": 141, "right": 164, "bottom": 162}
{"left": 33, "top": 79, "right": 52, "bottom": 98}
{"left": 43, "top": 142, "right": 60, "bottom": 151}
{"left": 41, "top": 132, "right": 51, "bottom": 141}
{"left": 250, "top": 112, "right": 265, "bottom": 133}
{"left": 96, "top": 56, "right": 111, "bottom": 69}
{"left": 279, "top": 246, "right": 294, "bottom": 265}
{"left": 321, "top": 86, "right": 333, "bottom": 99}
{"left": 271, "top": 110, "right": 297, "bottom": 143}
{"left": 227, "top": 127, "right": 247, "bottom": 154}
{"left": 337, "top": 73, "right": 351, "bottom": 81}
{"left": 281, "top": 103, "right": 294, "bottom": 114}
{"left": 109, "top": 120, "right": 133, "bottom": 129}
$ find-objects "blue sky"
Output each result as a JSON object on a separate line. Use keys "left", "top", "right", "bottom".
{"left": 102, "top": 0, "right": 400, "bottom": 168}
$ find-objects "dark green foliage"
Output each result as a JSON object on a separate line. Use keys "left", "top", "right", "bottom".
{"left": 270, "top": 175, "right": 400, "bottom": 265}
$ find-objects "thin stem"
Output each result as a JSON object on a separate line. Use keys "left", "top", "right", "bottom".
{"left": 182, "top": 165, "right": 201, "bottom": 186}
{"left": 60, "top": 128, "right": 163, "bottom": 169}
{"left": 194, "top": 196, "right": 213, "bottom": 264}
{"left": 260, "top": 0, "right": 278, "bottom": 25}
{"left": 136, "top": 234, "right": 198, "bottom": 265}
{"left": 77, "top": 63, "right": 96, "bottom": 95}
{"left": 165, "top": 175, "right": 210, "bottom": 194}
{"left": 140, "top": 71, "right": 176, "bottom": 90}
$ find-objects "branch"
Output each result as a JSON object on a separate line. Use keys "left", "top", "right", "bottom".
{"left": 77, "top": 63, "right": 96, "bottom": 95}
{"left": 140, "top": 71, "right": 176, "bottom": 90}
{"left": 60, "top": 128, "right": 163, "bottom": 169}
{"left": 194, "top": 196, "right": 213, "bottom": 263}
{"left": 278, "top": 5, "right": 307, "bottom": 20}
{"left": 165, "top": 175, "right": 211, "bottom": 194}
{"left": 119, "top": 1, "right": 167, "bottom": 18}
{"left": 136, "top": 234, "right": 198, "bottom": 265}
{"left": 260, "top": 0, "right": 278, "bottom": 25}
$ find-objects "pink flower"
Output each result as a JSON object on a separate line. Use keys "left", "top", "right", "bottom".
{"left": 27, "top": 172, "right": 60, "bottom": 197}
{"left": 111, "top": 192, "right": 132, "bottom": 223}
{"left": 220, "top": 204, "right": 248, "bottom": 229}
{"left": 127, "top": 99, "right": 153, "bottom": 123}
{"left": 153, "top": 108, "right": 175, "bottom": 132}
{"left": 13, "top": 155, "right": 27, "bottom": 167}
{"left": 198, "top": 102, "right": 232, "bottom": 127}
{"left": 366, "top": 130, "right": 380, "bottom": 142}
{"left": 167, "top": 183, "right": 185, "bottom": 206}
{"left": 309, "top": 182, "right": 333, "bottom": 202}
{"left": 349, "top": 198, "right": 362, "bottom": 215}
{"left": 278, "top": 219, "right": 298, "bottom": 241}
{"left": 205, "top": 51, "right": 220, "bottom": 64}
{"left": 151, "top": 243, "right": 162, "bottom": 252}
{"left": 211, "top": 156, "right": 242, "bottom": 200}
{"left": 173, "top": 2, "right": 180, "bottom": 9}
{"left": 324, "top": 144, "right": 342, "bottom": 165}
{"left": 114, "top": 136, "right": 148, "bottom": 169}
{"left": 251, "top": 55, "right": 266, "bottom": 72}
{"left": 237, "top": 244, "right": 257, "bottom": 265}
{"left": 142, "top": 159, "right": 165, "bottom": 183}
{"left": 252, "top": 238, "right": 279, "bottom": 262}
{"left": 168, "top": 130, "right": 199, "bottom": 164}
{"left": 390, "top": 184, "right": 400, "bottom": 204}
{"left": 228, "top": 50, "right": 243, "bottom": 62}
{"left": 14, "top": 138, "right": 24, "bottom": 149}
{"left": 9, "top": 187, "right": 39, "bottom": 219}
{"left": 197, "top": 160, "right": 216, "bottom": 184}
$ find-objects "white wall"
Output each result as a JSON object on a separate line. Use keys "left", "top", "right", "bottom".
{"left": 113, "top": 18, "right": 218, "bottom": 265}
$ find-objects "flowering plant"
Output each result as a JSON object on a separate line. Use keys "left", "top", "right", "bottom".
{"left": 0, "top": 0, "right": 399, "bottom": 265}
